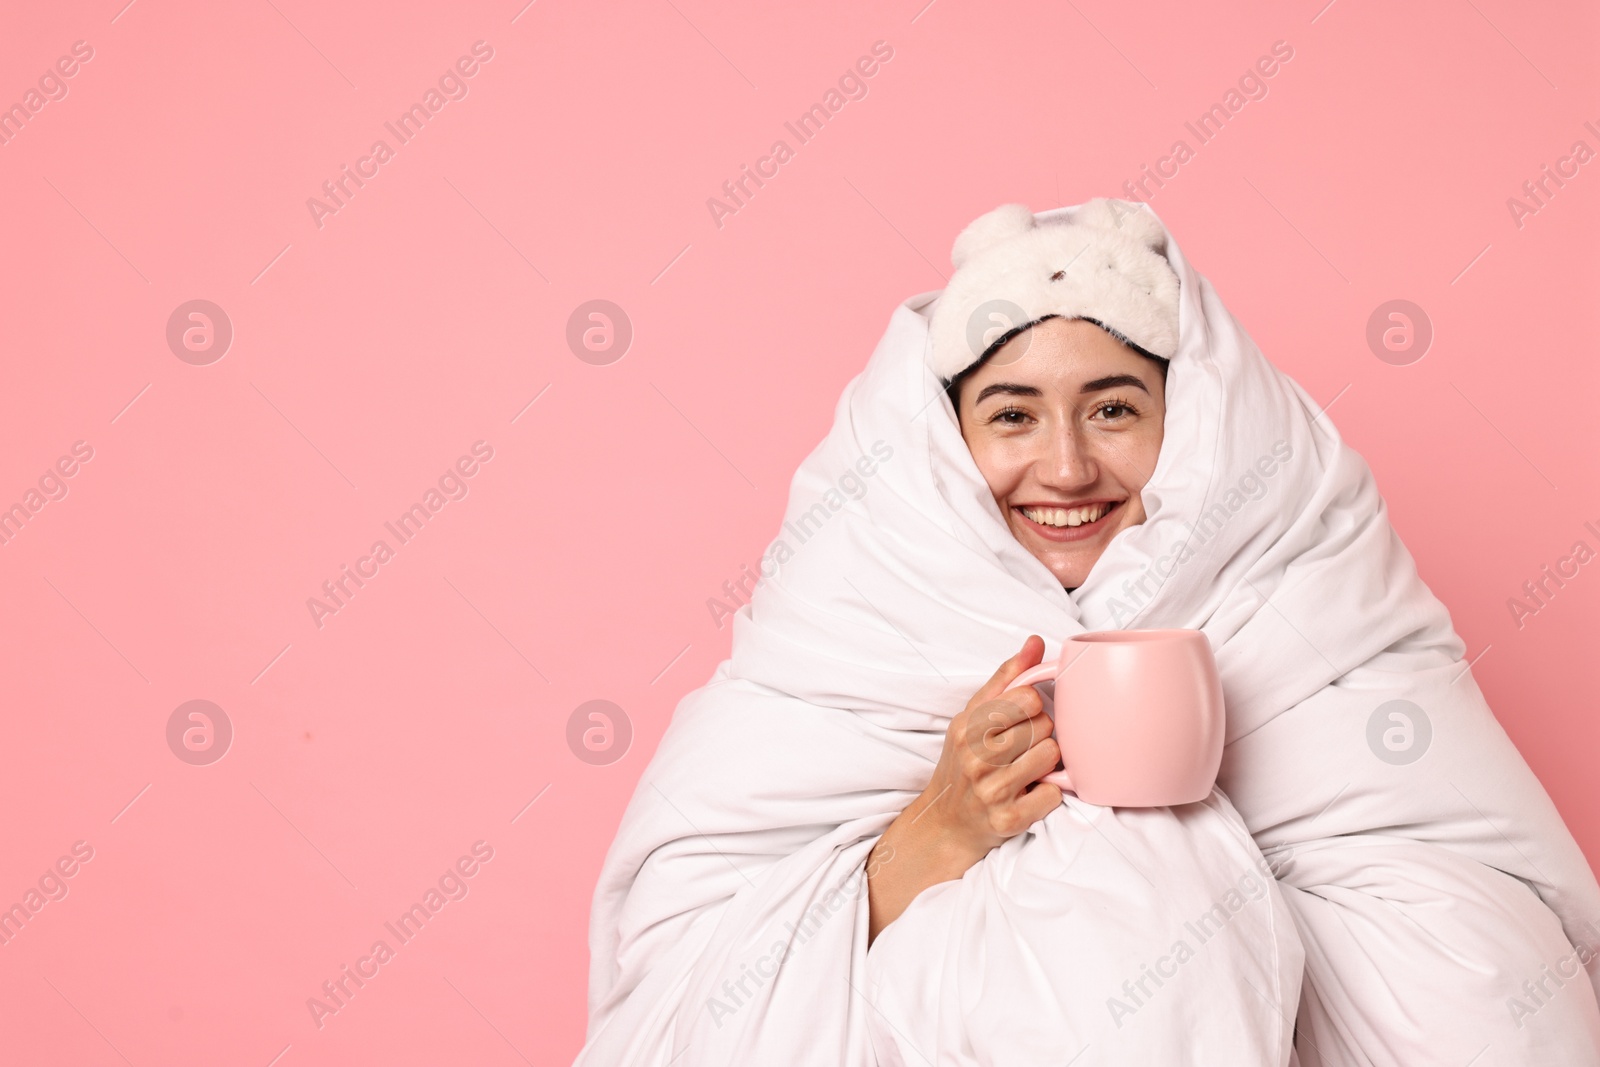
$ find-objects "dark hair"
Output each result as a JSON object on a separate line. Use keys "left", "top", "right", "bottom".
{"left": 943, "top": 315, "right": 1169, "bottom": 411}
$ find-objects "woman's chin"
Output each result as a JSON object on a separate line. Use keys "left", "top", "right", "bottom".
{"left": 1010, "top": 526, "right": 1100, "bottom": 582}
{"left": 1050, "top": 561, "right": 1092, "bottom": 589}
{"left": 1023, "top": 543, "right": 1097, "bottom": 589}
{"left": 1013, "top": 527, "right": 1125, "bottom": 590}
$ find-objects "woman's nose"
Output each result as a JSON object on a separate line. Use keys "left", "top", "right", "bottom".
{"left": 1038, "top": 422, "right": 1097, "bottom": 487}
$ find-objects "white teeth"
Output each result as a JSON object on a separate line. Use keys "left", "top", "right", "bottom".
{"left": 1023, "top": 503, "right": 1112, "bottom": 528}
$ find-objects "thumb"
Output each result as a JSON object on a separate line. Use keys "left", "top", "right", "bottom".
{"left": 981, "top": 635, "right": 1045, "bottom": 700}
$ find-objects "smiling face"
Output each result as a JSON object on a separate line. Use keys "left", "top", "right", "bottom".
{"left": 953, "top": 316, "right": 1168, "bottom": 590}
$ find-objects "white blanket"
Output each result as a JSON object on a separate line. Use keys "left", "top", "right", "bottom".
{"left": 573, "top": 200, "right": 1600, "bottom": 1066}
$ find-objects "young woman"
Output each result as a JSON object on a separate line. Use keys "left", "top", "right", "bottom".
{"left": 573, "top": 199, "right": 1600, "bottom": 1066}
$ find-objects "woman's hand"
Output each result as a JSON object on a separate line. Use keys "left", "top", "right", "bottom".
{"left": 866, "top": 635, "right": 1064, "bottom": 944}
{"left": 917, "top": 633, "right": 1066, "bottom": 857}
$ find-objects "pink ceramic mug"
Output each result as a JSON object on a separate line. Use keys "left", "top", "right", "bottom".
{"left": 1008, "top": 628, "right": 1225, "bottom": 807}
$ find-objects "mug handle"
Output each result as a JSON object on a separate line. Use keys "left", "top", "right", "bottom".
{"left": 1009, "top": 662, "right": 1057, "bottom": 689}
{"left": 1006, "top": 662, "right": 1075, "bottom": 793}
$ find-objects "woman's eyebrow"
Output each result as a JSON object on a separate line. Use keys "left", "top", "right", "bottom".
{"left": 1079, "top": 374, "right": 1150, "bottom": 395}
{"left": 972, "top": 374, "right": 1150, "bottom": 406}
{"left": 972, "top": 383, "right": 1042, "bottom": 404}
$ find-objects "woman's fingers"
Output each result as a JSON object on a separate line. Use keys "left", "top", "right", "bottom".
{"left": 994, "top": 724, "right": 1061, "bottom": 793}
{"left": 1014, "top": 779, "right": 1064, "bottom": 825}
{"left": 982, "top": 706, "right": 1051, "bottom": 764}
{"left": 975, "top": 635, "right": 1045, "bottom": 704}
{"left": 961, "top": 691, "right": 1044, "bottom": 767}
{"left": 927, "top": 636, "right": 1060, "bottom": 858}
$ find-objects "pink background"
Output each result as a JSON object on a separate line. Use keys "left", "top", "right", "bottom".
{"left": 1, "top": 0, "right": 1596, "bottom": 1063}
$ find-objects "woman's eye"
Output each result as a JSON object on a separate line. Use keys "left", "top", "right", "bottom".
{"left": 1096, "top": 401, "right": 1135, "bottom": 420}
{"left": 989, "top": 406, "right": 1030, "bottom": 425}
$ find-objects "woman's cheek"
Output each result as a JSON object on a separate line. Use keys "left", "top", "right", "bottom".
{"left": 987, "top": 443, "right": 1034, "bottom": 488}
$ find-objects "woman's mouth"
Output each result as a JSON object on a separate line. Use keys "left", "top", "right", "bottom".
{"left": 1015, "top": 500, "right": 1123, "bottom": 542}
